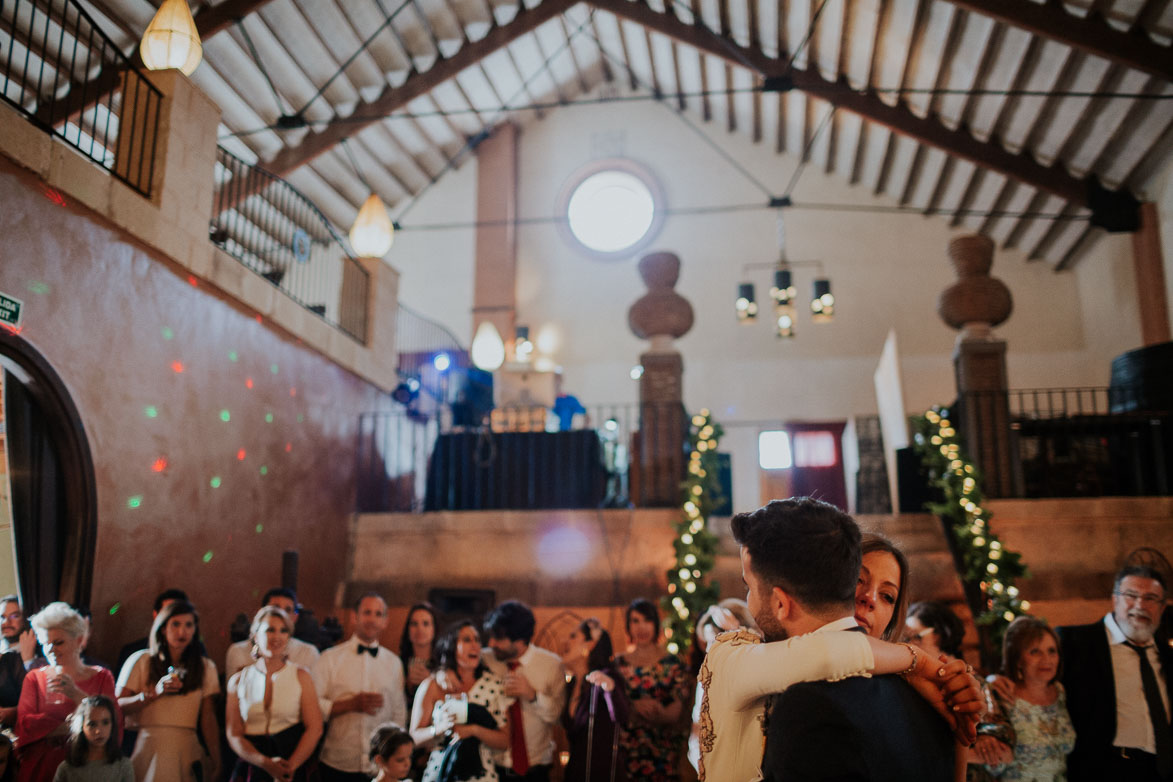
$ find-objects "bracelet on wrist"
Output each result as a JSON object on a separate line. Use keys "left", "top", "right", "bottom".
{"left": 898, "top": 643, "right": 919, "bottom": 676}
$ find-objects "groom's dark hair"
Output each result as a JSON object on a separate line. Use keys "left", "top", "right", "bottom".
{"left": 731, "top": 497, "right": 861, "bottom": 612}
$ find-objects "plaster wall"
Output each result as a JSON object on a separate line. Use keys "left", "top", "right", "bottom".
{"left": 391, "top": 97, "right": 1146, "bottom": 512}
{"left": 0, "top": 158, "right": 383, "bottom": 667}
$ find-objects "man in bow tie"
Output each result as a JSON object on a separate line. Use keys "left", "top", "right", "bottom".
{"left": 314, "top": 592, "right": 407, "bottom": 782}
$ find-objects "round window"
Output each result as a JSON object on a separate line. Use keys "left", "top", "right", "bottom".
{"left": 557, "top": 159, "right": 664, "bottom": 259}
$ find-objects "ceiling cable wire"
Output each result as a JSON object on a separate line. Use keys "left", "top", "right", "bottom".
{"left": 391, "top": 8, "right": 599, "bottom": 225}
{"left": 781, "top": 0, "right": 833, "bottom": 77}
{"left": 341, "top": 139, "right": 374, "bottom": 192}
{"left": 236, "top": 20, "right": 288, "bottom": 116}
{"left": 586, "top": 29, "right": 777, "bottom": 198}
{"left": 218, "top": 84, "right": 1172, "bottom": 141}
{"left": 781, "top": 103, "right": 837, "bottom": 198}
{"left": 391, "top": 200, "right": 1088, "bottom": 232}
{"left": 293, "top": 0, "right": 417, "bottom": 118}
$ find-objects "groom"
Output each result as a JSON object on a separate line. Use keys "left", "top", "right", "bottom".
{"left": 734, "top": 498, "right": 957, "bottom": 782}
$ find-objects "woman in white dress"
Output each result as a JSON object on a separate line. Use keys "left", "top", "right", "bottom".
{"left": 225, "top": 607, "right": 322, "bottom": 782}
{"left": 116, "top": 601, "right": 220, "bottom": 782}
{"left": 409, "top": 621, "right": 509, "bottom": 782}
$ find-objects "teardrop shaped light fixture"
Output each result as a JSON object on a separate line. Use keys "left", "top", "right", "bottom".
{"left": 471, "top": 321, "right": 506, "bottom": 371}
{"left": 349, "top": 193, "right": 395, "bottom": 258}
{"left": 140, "top": 0, "right": 202, "bottom": 76}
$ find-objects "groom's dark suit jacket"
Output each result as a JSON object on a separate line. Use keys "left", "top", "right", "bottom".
{"left": 1057, "top": 620, "right": 1173, "bottom": 782}
{"left": 761, "top": 672, "right": 955, "bottom": 782}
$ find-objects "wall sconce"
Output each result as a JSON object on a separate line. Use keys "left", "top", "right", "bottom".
{"left": 811, "top": 279, "right": 835, "bottom": 323}
{"left": 735, "top": 283, "right": 758, "bottom": 322}
{"left": 140, "top": 0, "right": 203, "bottom": 75}
{"left": 349, "top": 193, "right": 394, "bottom": 258}
{"left": 471, "top": 321, "right": 506, "bottom": 371}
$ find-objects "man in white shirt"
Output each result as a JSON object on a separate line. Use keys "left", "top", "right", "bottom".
{"left": 1059, "top": 565, "right": 1172, "bottom": 782}
{"left": 225, "top": 588, "right": 320, "bottom": 679}
{"left": 314, "top": 593, "right": 407, "bottom": 782}
{"left": 483, "top": 600, "right": 566, "bottom": 782}
{"left": 0, "top": 595, "right": 40, "bottom": 725}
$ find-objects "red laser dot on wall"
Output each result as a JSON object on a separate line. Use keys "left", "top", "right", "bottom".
{"left": 187, "top": 275, "right": 198, "bottom": 287}
{"left": 284, "top": 443, "right": 292, "bottom": 453}
{"left": 151, "top": 458, "right": 168, "bottom": 473}
{"left": 41, "top": 186, "right": 66, "bottom": 207}
{"left": 245, "top": 378, "right": 253, "bottom": 389}
{"left": 236, "top": 449, "right": 246, "bottom": 461}
{"left": 289, "top": 387, "right": 297, "bottom": 397}
{"left": 171, "top": 361, "right": 185, "bottom": 373}
{"left": 255, "top": 314, "right": 263, "bottom": 323}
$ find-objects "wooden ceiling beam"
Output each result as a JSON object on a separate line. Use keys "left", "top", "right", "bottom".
{"left": 264, "top": 0, "right": 576, "bottom": 178}
{"left": 590, "top": 0, "right": 1138, "bottom": 226}
{"left": 942, "top": 0, "right": 1173, "bottom": 83}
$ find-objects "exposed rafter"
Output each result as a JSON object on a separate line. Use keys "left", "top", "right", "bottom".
{"left": 589, "top": 0, "right": 1138, "bottom": 227}
{"left": 264, "top": 0, "right": 576, "bottom": 178}
{"left": 943, "top": 0, "right": 1173, "bottom": 83}
{"left": 32, "top": 0, "right": 278, "bottom": 126}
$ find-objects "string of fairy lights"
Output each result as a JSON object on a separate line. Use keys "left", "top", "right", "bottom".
{"left": 662, "top": 409, "right": 723, "bottom": 658}
{"left": 912, "top": 406, "right": 1030, "bottom": 644}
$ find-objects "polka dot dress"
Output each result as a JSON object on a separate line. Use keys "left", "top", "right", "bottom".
{"left": 422, "top": 671, "right": 508, "bottom": 782}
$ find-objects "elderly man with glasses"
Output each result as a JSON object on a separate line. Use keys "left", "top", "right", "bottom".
{"left": 1058, "top": 564, "right": 1172, "bottom": 782}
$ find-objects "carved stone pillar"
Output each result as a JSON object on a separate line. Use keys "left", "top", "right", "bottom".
{"left": 937, "top": 235, "right": 1016, "bottom": 497}
{"left": 628, "top": 252, "right": 694, "bottom": 506}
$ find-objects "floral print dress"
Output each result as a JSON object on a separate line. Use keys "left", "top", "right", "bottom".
{"left": 987, "top": 683, "right": 1076, "bottom": 782}
{"left": 617, "top": 653, "right": 689, "bottom": 782}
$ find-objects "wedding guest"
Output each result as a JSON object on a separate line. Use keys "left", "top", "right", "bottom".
{"left": 398, "top": 604, "right": 437, "bottom": 718}
{"left": 313, "top": 594, "right": 407, "bottom": 782}
{"left": 614, "top": 599, "right": 688, "bottom": 782}
{"left": 482, "top": 601, "right": 566, "bottom": 782}
{"left": 561, "top": 618, "right": 629, "bottom": 782}
{"left": 367, "top": 723, "right": 413, "bottom": 782}
{"left": 905, "top": 602, "right": 967, "bottom": 661}
{"left": 0, "top": 596, "right": 40, "bottom": 726}
{"left": 855, "top": 533, "right": 910, "bottom": 641}
{"left": 16, "top": 603, "right": 119, "bottom": 782}
{"left": 115, "top": 601, "right": 220, "bottom": 782}
{"left": 983, "top": 617, "right": 1075, "bottom": 781}
{"left": 114, "top": 590, "right": 189, "bottom": 676}
{"left": 225, "top": 607, "right": 322, "bottom": 782}
{"left": 225, "top": 590, "right": 319, "bottom": 680}
{"left": 410, "top": 621, "right": 509, "bottom": 782}
{"left": 52, "top": 695, "right": 132, "bottom": 782}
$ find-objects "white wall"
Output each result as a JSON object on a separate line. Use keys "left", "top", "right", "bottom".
{"left": 389, "top": 94, "right": 1148, "bottom": 512}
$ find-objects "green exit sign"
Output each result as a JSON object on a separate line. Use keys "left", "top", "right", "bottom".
{"left": 0, "top": 292, "right": 23, "bottom": 329}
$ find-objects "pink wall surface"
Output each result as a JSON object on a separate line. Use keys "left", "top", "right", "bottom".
{"left": 0, "top": 158, "right": 384, "bottom": 667}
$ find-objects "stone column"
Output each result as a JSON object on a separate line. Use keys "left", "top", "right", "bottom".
{"left": 937, "top": 235, "right": 1016, "bottom": 497}
{"left": 628, "top": 252, "right": 694, "bottom": 506}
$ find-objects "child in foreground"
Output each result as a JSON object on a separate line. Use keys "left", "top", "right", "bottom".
{"left": 369, "top": 723, "right": 413, "bottom": 782}
{"left": 53, "top": 696, "right": 132, "bottom": 782}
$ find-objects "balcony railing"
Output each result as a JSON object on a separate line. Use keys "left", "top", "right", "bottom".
{"left": 962, "top": 386, "right": 1172, "bottom": 498}
{"left": 210, "top": 146, "right": 369, "bottom": 343}
{"left": 1, "top": 0, "right": 162, "bottom": 197}
{"left": 356, "top": 402, "right": 687, "bottom": 512}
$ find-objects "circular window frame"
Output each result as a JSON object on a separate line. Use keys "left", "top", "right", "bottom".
{"left": 555, "top": 158, "right": 666, "bottom": 261}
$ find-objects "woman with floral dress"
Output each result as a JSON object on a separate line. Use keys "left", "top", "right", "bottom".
{"left": 984, "top": 617, "right": 1075, "bottom": 781}
{"left": 615, "top": 599, "right": 689, "bottom": 782}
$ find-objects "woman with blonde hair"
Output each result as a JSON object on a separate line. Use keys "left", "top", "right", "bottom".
{"left": 225, "top": 607, "right": 322, "bottom": 782}
{"left": 16, "top": 603, "right": 118, "bottom": 782}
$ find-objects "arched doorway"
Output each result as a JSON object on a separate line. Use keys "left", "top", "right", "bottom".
{"left": 0, "top": 329, "right": 96, "bottom": 610}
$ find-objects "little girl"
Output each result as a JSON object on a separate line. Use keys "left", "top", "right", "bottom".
{"left": 368, "top": 723, "right": 413, "bottom": 782}
{"left": 53, "top": 697, "right": 132, "bottom": 782}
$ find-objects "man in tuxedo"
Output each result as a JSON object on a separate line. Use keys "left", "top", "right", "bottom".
{"left": 1058, "top": 565, "right": 1171, "bottom": 782}
{"left": 737, "top": 498, "right": 956, "bottom": 782}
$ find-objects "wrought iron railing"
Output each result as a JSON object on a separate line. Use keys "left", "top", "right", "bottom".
{"left": 396, "top": 304, "right": 464, "bottom": 379}
{"left": 961, "top": 386, "right": 1171, "bottom": 498}
{"left": 1, "top": 0, "right": 162, "bottom": 196}
{"left": 210, "top": 146, "right": 369, "bottom": 343}
{"left": 356, "top": 402, "right": 687, "bottom": 512}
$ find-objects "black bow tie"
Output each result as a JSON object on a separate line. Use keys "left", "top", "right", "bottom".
{"left": 357, "top": 644, "right": 378, "bottom": 657}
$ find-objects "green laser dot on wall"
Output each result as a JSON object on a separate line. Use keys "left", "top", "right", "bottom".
{"left": 265, "top": 413, "right": 273, "bottom": 423}
{"left": 270, "top": 363, "right": 279, "bottom": 374}
{"left": 255, "top": 524, "right": 263, "bottom": 533}
{"left": 127, "top": 495, "right": 143, "bottom": 509}
{"left": 161, "top": 327, "right": 173, "bottom": 340}
{"left": 202, "top": 551, "right": 213, "bottom": 563}
{"left": 108, "top": 603, "right": 121, "bottom": 615}
{"left": 210, "top": 477, "right": 221, "bottom": 488}
{"left": 228, "top": 351, "right": 238, "bottom": 362}
{"left": 144, "top": 406, "right": 158, "bottom": 418}
{"left": 220, "top": 410, "right": 230, "bottom": 422}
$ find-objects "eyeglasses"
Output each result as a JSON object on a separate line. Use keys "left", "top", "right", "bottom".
{"left": 1115, "top": 590, "right": 1165, "bottom": 607}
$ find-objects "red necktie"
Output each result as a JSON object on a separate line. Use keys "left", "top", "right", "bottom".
{"left": 507, "top": 660, "right": 530, "bottom": 775}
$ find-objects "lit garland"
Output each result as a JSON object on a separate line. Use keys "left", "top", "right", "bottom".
{"left": 662, "top": 408, "right": 723, "bottom": 658}
{"left": 912, "top": 406, "right": 1030, "bottom": 644}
